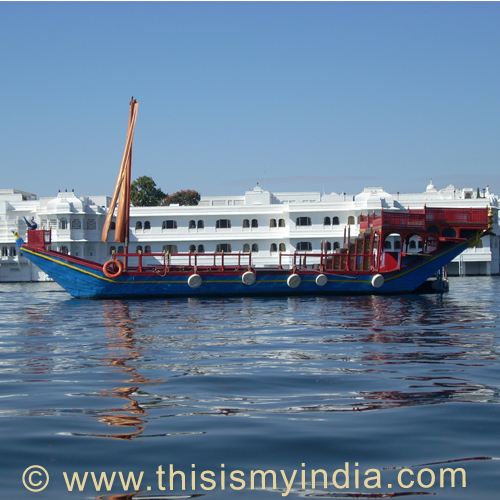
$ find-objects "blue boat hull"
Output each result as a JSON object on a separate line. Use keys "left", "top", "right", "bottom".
{"left": 19, "top": 239, "right": 469, "bottom": 299}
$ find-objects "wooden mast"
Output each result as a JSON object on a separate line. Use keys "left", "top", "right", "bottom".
{"left": 101, "top": 98, "right": 139, "bottom": 249}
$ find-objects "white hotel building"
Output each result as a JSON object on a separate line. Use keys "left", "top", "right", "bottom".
{"left": 1, "top": 181, "right": 498, "bottom": 282}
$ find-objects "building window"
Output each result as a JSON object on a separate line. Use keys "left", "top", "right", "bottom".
{"left": 270, "top": 243, "right": 278, "bottom": 252}
{"left": 109, "top": 246, "right": 116, "bottom": 255}
{"left": 162, "top": 220, "right": 177, "bottom": 229}
{"left": 279, "top": 243, "right": 286, "bottom": 252}
{"left": 242, "top": 219, "right": 250, "bottom": 228}
{"left": 60, "top": 218, "right": 68, "bottom": 230}
{"left": 251, "top": 219, "right": 258, "bottom": 228}
{"left": 9, "top": 246, "right": 17, "bottom": 257}
{"left": 323, "top": 217, "right": 331, "bottom": 226}
{"left": 135, "top": 221, "right": 143, "bottom": 230}
{"left": 163, "top": 245, "right": 178, "bottom": 253}
{"left": 296, "top": 217, "right": 312, "bottom": 226}
{"left": 49, "top": 219, "right": 57, "bottom": 229}
{"left": 409, "top": 241, "right": 416, "bottom": 249}
{"left": 347, "top": 216, "right": 355, "bottom": 225}
{"left": 145, "top": 245, "right": 151, "bottom": 253}
{"left": 197, "top": 245, "right": 205, "bottom": 253}
{"left": 197, "top": 220, "right": 204, "bottom": 229}
{"left": 71, "top": 219, "right": 81, "bottom": 230}
{"left": 333, "top": 242, "right": 340, "bottom": 250}
{"left": 118, "top": 246, "right": 124, "bottom": 253}
{"left": 216, "top": 219, "right": 231, "bottom": 229}
{"left": 279, "top": 219, "right": 286, "bottom": 227}
{"left": 60, "top": 246, "right": 69, "bottom": 255}
{"left": 189, "top": 245, "right": 196, "bottom": 252}
{"left": 325, "top": 242, "right": 332, "bottom": 251}
{"left": 216, "top": 243, "right": 232, "bottom": 253}
{"left": 297, "top": 242, "right": 312, "bottom": 251}
{"left": 189, "top": 220, "right": 196, "bottom": 229}
{"left": 332, "top": 216, "right": 340, "bottom": 225}
{"left": 384, "top": 241, "right": 392, "bottom": 249}
{"left": 252, "top": 243, "right": 259, "bottom": 252}
{"left": 144, "top": 221, "right": 151, "bottom": 230}
{"left": 86, "top": 219, "right": 96, "bottom": 230}
{"left": 110, "top": 221, "right": 116, "bottom": 230}
{"left": 1, "top": 246, "right": 8, "bottom": 257}
{"left": 270, "top": 219, "right": 277, "bottom": 228}
{"left": 136, "top": 245, "right": 143, "bottom": 253}
{"left": 394, "top": 240, "right": 401, "bottom": 250}
{"left": 243, "top": 244, "right": 250, "bottom": 252}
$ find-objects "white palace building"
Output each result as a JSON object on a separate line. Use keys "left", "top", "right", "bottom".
{"left": 1, "top": 181, "right": 499, "bottom": 283}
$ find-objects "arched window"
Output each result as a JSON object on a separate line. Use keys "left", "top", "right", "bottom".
{"left": 325, "top": 242, "right": 332, "bottom": 251}
{"left": 269, "top": 219, "right": 277, "bottom": 228}
{"left": 216, "top": 243, "right": 232, "bottom": 253}
{"left": 189, "top": 220, "right": 196, "bottom": 229}
{"left": 323, "top": 217, "right": 331, "bottom": 226}
{"left": 135, "top": 221, "right": 143, "bottom": 230}
{"left": 9, "top": 246, "right": 17, "bottom": 257}
{"left": 384, "top": 241, "right": 392, "bottom": 249}
{"left": 197, "top": 220, "right": 204, "bottom": 229}
{"left": 145, "top": 245, "right": 151, "bottom": 253}
{"left": 60, "top": 218, "right": 68, "bottom": 230}
{"left": 242, "top": 219, "right": 250, "bottom": 228}
{"left": 296, "top": 217, "right": 312, "bottom": 226}
{"left": 197, "top": 245, "right": 205, "bottom": 253}
{"left": 1, "top": 246, "right": 8, "bottom": 257}
{"left": 332, "top": 217, "right": 340, "bottom": 225}
{"left": 109, "top": 246, "right": 116, "bottom": 255}
{"left": 409, "top": 241, "right": 416, "bottom": 249}
{"left": 394, "top": 240, "right": 401, "bottom": 250}
{"left": 252, "top": 243, "right": 259, "bottom": 252}
{"left": 216, "top": 219, "right": 231, "bottom": 229}
{"left": 144, "top": 221, "right": 151, "bottom": 230}
{"left": 279, "top": 243, "right": 286, "bottom": 252}
{"left": 71, "top": 219, "right": 82, "bottom": 230}
{"left": 251, "top": 219, "right": 258, "bottom": 228}
{"left": 163, "top": 245, "right": 178, "bottom": 253}
{"left": 243, "top": 244, "right": 250, "bottom": 252}
{"left": 333, "top": 242, "right": 340, "bottom": 250}
{"left": 189, "top": 244, "right": 196, "bottom": 252}
{"left": 442, "top": 227, "right": 457, "bottom": 238}
{"left": 297, "top": 242, "right": 312, "bottom": 251}
{"left": 162, "top": 220, "right": 177, "bottom": 229}
{"left": 118, "top": 246, "right": 124, "bottom": 254}
{"left": 136, "top": 245, "right": 143, "bottom": 253}
{"left": 347, "top": 216, "right": 355, "bottom": 225}
{"left": 270, "top": 243, "right": 278, "bottom": 252}
{"left": 110, "top": 221, "right": 116, "bottom": 230}
{"left": 279, "top": 219, "right": 286, "bottom": 227}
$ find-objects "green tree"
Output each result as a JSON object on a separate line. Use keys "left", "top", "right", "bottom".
{"left": 130, "top": 176, "right": 166, "bottom": 206}
{"left": 161, "top": 189, "right": 201, "bottom": 206}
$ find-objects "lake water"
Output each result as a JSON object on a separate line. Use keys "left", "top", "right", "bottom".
{"left": 0, "top": 278, "right": 499, "bottom": 499}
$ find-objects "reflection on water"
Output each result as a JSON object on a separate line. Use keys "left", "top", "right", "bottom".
{"left": 0, "top": 279, "right": 499, "bottom": 499}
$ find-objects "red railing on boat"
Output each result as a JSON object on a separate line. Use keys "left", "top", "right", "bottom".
{"left": 359, "top": 207, "right": 489, "bottom": 231}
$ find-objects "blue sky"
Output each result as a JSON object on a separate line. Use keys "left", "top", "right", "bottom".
{"left": 1, "top": 2, "right": 500, "bottom": 199}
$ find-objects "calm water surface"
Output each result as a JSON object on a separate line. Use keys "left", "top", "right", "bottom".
{"left": 0, "top": 278, "right": 499, "bottom": 499}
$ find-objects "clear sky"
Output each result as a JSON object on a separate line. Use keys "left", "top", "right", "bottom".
{"left": 1, "top": 1, "right": 500, "bottom": 199}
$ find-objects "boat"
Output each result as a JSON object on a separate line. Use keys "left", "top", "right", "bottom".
{"left": 14, "top": 99, "right": 494, "bottom": 299}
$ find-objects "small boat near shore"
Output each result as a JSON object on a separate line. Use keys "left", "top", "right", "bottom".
{"left": 14, "top": 99, "right": 493, "bottom": 299}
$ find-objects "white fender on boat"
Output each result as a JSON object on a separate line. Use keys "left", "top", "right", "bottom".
{"left": 371, "top": 274, "right": 384, "bottom": 288}
{"left": 242, "top": 271, "right": 256, "bottom": 285}
{"left": 316, "top": 274, "right": 328, "bottom": 286}
{"left": 188, "top": 274, "right": 202, "bottom": 288}
{"left": 287, "top": 274, "right": 301, "bottom": 288}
